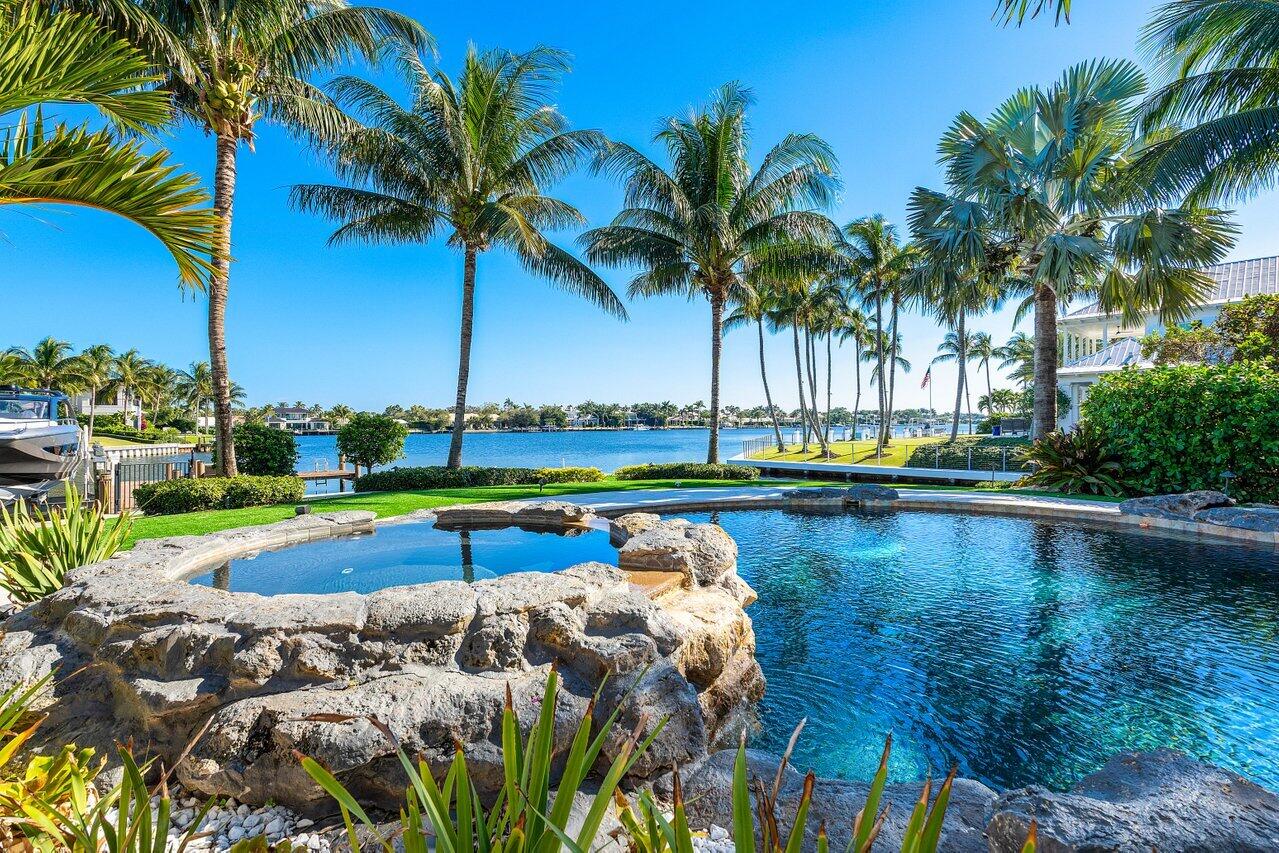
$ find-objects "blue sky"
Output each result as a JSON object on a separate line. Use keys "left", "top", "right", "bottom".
{"left": 5, "top": 0, "right": 1278, "bottom": 412}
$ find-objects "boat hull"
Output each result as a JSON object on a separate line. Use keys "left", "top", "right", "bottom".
{"left": 0, "top": 424, "right": 83, "bottom": 487}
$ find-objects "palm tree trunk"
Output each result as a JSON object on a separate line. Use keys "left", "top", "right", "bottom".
{"left": 758, "top": 319, "right": 785, "bottom": 452}
{"left": 852, "top": 344, "right": 862, "bottom": 442}
{"left": 210, "top": 133, "right": 239, "bottom": 477}
{"left": 792, "top": 325, "right": 809, "bottom": 453}
{"left": 1032, "top": 283, "right": 1058, "bottom": 438}
{"left": 448, "top": 246, "right": 478, "bottom": 469}
{"left": 985, "top": 360, "right": 993, "bottom": 431}
{"left": 87, "top": 390, "right": 97, "bottom": 443}
{"left": 885, "top": 294, "right": 900, "bottom": 447}
{"left": 707, "top": 291, "right": 723, "bottom": 464}
{"left": 824, "top": 334, "right": 832, "bottom": 448}
{"left": 951, "top": 312, "right": 966, "bottom": 442}
{"left": 874, "top": 287, "right": 887, "bottom": 450}
{"left": 803, "top": 327, "right": 827, "bottom": 455}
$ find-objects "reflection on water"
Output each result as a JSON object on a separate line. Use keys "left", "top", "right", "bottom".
{"left": 192, "top": 520, "right": 618, "bottom": 595}
{"left": 683, "top": 509, "right": 1279, "bottom": 792}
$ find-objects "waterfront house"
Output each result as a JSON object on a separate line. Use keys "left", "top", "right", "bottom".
{"left": 70, "top": 387, "right": 143, "bottom": 426}
{"left": 265, "top": 406, "right": 331, "bottom": 433}
{"left": 1057, "top": 255, "right": 1279, "bottom": 429}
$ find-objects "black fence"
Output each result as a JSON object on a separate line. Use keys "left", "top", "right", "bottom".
{"left": 113, "top": 458, "right": 192, "bottom": 513}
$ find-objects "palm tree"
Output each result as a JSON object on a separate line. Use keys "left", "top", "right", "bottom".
{"left": 861, "top": 330, "right": 911, "bottom": 404}
{"left": 294, "top": 46, "right": 622, "bottom": 469}
{"left": 836, "top": 305, "right": 870, "bottom": 439}
{"left": 910, "top": 59, "right": 1236, "bottom": 438}
{"left": 931, "top": 328, "right": 980, "bottom": 440}
{"left": 6, "top": 337, "right": 82, "bottom": 392}
{"left": 1136, "top": 1, "right": 1279, "bottom": 205}
{"left": 77, "top": 0, "right": 431, "bottom": 476}
{"left": 969, "top": 331, "right": 995, "bottom": 429}
{"left": 584, "top": 83, "right": 840, "bottom": 463}
{"left": 1, "top": 1, "right": 214, "bottom": 284}
{"left": 139, "top": 363, "right": 179, "bottom": 426}
{"left": 725, "top": 284, "right": 786, "bottom": 451}
{"left": 76, "top": 344, "right": 117, "bottom": 441}
{"left": 176, "top": 361, "right": 214, "bottom": 436}
{"left": 113, "top": 349, "right": 152, "bottom": 430}
{"left": 995, "top": 331, "right": 1035, "bottom": 388}
{"left": 996, "top": 0, "right": 1071, "bottom": 25}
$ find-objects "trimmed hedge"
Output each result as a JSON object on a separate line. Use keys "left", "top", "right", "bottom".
{"left": 353, "top": 465, "right": 605, "bottom": 493}
{"left": 904, "top": 436, "right": 1030, "bottom": 471}
{"left": 133, "top": 476, "right": 305, "bottom": 515}
{"left": 233, "top": 422, "right": 298, "bottom": 476}
{"left": 611, "top": 462, "right": 759, "bottom": 481}
{"left": 1083, "top": 363, "right": 1279, "bottom": 503}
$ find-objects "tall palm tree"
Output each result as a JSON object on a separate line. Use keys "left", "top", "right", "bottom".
{"left": 995, "top": 331, "right": 1035, "bottom": 388}
{"left": 725, "top": 283, "right": 786, "bottom": 451}
{"left": 584, "top": 83, "right": 840, "bottom": 463}
{"left": 76, "top": 344, "right": 117, "bottom": 441}
{"left": 1, "top": 0, "right": 214, "bottom": 284}
{"left": 113, "top": 349, "right": 152, "bottom": 430}
{"left": 836, "top": 305, "right": 869, "bottom": 439}
{"left": 910, "top": 59, "right": 1236, "bottom": 438}
{"left": 931, "top": 327, "right": 979, "bottom": 440}
{"left": 78, "top": 0, "right": 431, "bottom": 476}
{"left": 294, "top": 46, "right": 622, "bottom": 469}
{"left": 969, "top": 331, "right": 996, "bottom": 429}
{"left": 6, "top": 337, "right": 82, "bottom": 392}
{"left": 842, "top": 216, "right": 914, "bottom": 448}
{"left": 1136, "top": 1, "right": 1279, "bottom": 205}
{"left": 176, "top": 361, "right": 214, "bottom": 435}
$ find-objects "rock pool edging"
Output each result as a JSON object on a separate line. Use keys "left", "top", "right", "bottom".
{"left": 0, "top": 502, "right": 763, "bottom": 814}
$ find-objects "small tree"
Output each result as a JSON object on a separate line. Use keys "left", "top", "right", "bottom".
{"left": 233, "top": 422, "right": 298, "bottom": 476}
{"left": 337, "top": 413, "right": 407, "bottom": 476}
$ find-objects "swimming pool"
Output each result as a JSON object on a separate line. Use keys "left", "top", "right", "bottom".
{"left": 189, "top": 519, "right": 618, "bottom": 594}
{"left": 681, "top": 508, "right": 1279, "bottom": 792}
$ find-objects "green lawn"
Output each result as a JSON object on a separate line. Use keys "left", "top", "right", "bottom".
{"left": 753, "top": 436, "right": 944, "bottom": 466}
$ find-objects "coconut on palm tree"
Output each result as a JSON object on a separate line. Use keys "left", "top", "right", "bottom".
{"left": 1, "top": 1, "right": 214, "bottom": 284}
{"left": 6, "top": 337, "right": 83, "bottom": 392}
{"left": 584, "top": 83, "right": 840, "bottom": 463}
{"left": 910, "top": 59, "right": 1237, "bottom": 438}
{"left": 294, "top": 45, "right": 623, "bottom": 469}
{"left": 75, "top": 0, "right": 431, "bottom": 475}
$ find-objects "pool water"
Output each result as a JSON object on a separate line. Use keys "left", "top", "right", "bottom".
{"left": 682, "top": 509, "right": 1279, "bottom": 792}
{"left": 190, "top": 520, "right": 618, "bottom": 594}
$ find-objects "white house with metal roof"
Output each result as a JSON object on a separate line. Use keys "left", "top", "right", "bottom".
{"left": 1057, "top": 255, "right": 1279, "bottom": 429}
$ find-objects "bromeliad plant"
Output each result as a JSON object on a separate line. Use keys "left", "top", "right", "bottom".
{"left": 0, "top": 486, "right": 133, "bottom": 604}
{"left": 1019, "top": 423, "right": 1130, "bottom": 497}
{"left": 299, "top": 667, "right": 666, "bottom": 852}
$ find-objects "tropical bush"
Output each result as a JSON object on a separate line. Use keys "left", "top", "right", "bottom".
{"left": 133, "top": 476, "right": 304, "bottom": 515}
{"left": 612, "top": 463, "right": 759, "bottom": 481}
{"left": 1019, "top": 424, "right": 1131, "bottom": 497}
{"left": 1141, "top": 294, "right": 1279, "bottom": 369}
{"left": 233, "top": 422, "right": 299, "bottom": 476}
{"left": 904, "top": 437, "right": 1029, "bottom": 471}
{"left": 337, "top": 413, "right": 408, "bottom": 472}
{"left": 1083, "top": 364, "right": 1279, "bottom": 503}
{"left": 0, "top": 487, "right": 132, "bottom": 604}
{"left": 354, "top": 465, "right": 605, "bottom": 492}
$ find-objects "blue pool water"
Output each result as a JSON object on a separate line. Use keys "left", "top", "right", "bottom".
{"left": 190, "top": 520, "right": 617, "bottom": 594}
{"left": 682, "top": 509, "right": 1279, "bottom": 792}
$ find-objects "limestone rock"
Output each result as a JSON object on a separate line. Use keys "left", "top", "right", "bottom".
{"left": 847, "top": 483, "right": 899, "bottom": 503}
{"left": 1118, "top": 491, "right": 1234, "bottom": 521}
{"left": 610, "top": 512, "right": 663, "bottom": 541}
{"left": 666, "top": 749, "right": 995, "bottom": 853}
{"left": 433, "top": 500, "right": 595, "bottom": 529}
{"left": 619, "top": 522, "right": 737, "bottom": 586}
{"left": 987, "top": 749, "right": 1279, "bottom": 853}
{"left": 1195, "top": 505, "right": 1279, "bottom": 533}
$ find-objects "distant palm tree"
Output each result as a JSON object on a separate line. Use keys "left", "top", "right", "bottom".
{"left": 969, "top": 331, "right": 996, "bottom": 426}
{"left": 294, "top": 46, "right": 623, "bottom": 469}
{"left": 6, "top": 337, "right": 82, "bottom": 392}
{"left": 78, "top": 0, "right": 431, "bottom": 476}
{"left": 176, "top": 362, "right": 215, "bottom": 435}
{"left": 725, "top": 285, "right": 786, "bottom": 451}
{"left": 76, "top": 344, "right": 117, "bottom": 441}
{"left": 584, "top": 83, "right": 840, "bottom": 463}
{"left": 113, "top": 349, "right": 152, "bottom": 430}
{"left": 1137, "top": 1, "right": 1279, "bottom": 204}
{"left": 1, "top": 2, "right": 214, "bottom": 284}
{"left": 932, "top": 328, "right": 978, "bottom": 439}
{"left": 837, "top": 306, "right": 870, "bottom": 439}
{"left": 995, "top": 331, "right": 1035, "bottom": 389}
{"left": 862, "top": 330, "right": 911, "bottom": 392}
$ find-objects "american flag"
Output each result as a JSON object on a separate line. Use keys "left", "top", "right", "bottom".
{"left": 920, "top": 366, "right": 931, "bottom": 389}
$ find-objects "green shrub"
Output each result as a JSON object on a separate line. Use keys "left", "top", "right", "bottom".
{"left": 338, "top": 413, "right": 408, "bottom": 472}
{"left": 612, "top": 462, "right": 759, "bottom": 481}
{"left": 233, "top": 422, "right": 299, "bottom": 476}
{"left": 1083, "top": 363, "right": 1279, "bottom": 502}
{"left": 354, "top": 465, "right": 605, "bottom": 492}
{"left": 1019, "top": 423, "right": 1131, "bottom": 497}
{"left": 133, "top": 476, "right": 304, "bottom": 515}
{"left": 904, "top": 436, "right": 1030, "bottom": 471}
{"left": 0, "top": 487, "right": 133, "bottom": 604}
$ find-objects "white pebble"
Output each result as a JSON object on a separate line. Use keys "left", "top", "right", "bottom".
{"left": 710, "top": 825, "right": 729, "bottom": 841}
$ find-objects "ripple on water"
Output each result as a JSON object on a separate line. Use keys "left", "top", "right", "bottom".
{"left": 681, "top": 509, "right": 1279, "bottom": 792}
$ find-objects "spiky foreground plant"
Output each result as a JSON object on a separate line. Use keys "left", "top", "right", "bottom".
{"left": 1020, "top": 423, "right": 1131, "bottom": 497}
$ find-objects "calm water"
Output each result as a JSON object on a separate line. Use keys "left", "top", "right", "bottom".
{"left": 682, "top": 509, "right": 1279, "bottom": 792}
{"left": 189, "top": 520, "right": 618, "bottom": 594}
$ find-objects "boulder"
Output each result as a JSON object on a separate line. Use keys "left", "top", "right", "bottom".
{"left": 1118, "top": 491, "right": 1235, "bottom": 521}
{"left": 618, "top": 522, "right": 737, "bottom": 586}
{"left": 781, "top": 487, "right": 848, "bottom": 505}
{"left": 610, "top": 512, "right": 663, "bottom": 541}
{"left": 987, "top": 750, "right": 1279, "bottom": 853}
{"left": 665, "top": 749, "right": 996, "bottom": 853}
{"left": 1195, "top": 505, "right": 1279, "bottom": 533}
{"left": 433, "top": 500, "right": 595, "bottom": 529}
{"left": 847, "top": 484, "right": 899, "bottom": 504}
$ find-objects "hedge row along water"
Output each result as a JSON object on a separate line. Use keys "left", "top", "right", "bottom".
{"left": 132, "top": 476, "right": 305, "bottom": 515}
{"left": 353, "top": 466, "right": 605, "bottom": 492}
{"left": 611, "top": 462, "right": 759, "bottom": 480}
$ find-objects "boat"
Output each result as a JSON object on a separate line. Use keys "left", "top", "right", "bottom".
{"left": 0, "top": 386, "right": 87, "bottom": 496}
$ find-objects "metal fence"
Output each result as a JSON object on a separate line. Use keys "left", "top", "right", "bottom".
{"left": 112, "top": 458, "right": 192, "bottom": 512}
{"left": 741, "top": 435, "right": 777, "bottom": 459}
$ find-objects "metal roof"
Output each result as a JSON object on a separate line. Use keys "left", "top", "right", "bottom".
{"left": 1061, "top": 337, "right": 1149, "bottom": 371}
{"left": 1063, "top": 255, "right": 1279, "bottom": 320}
